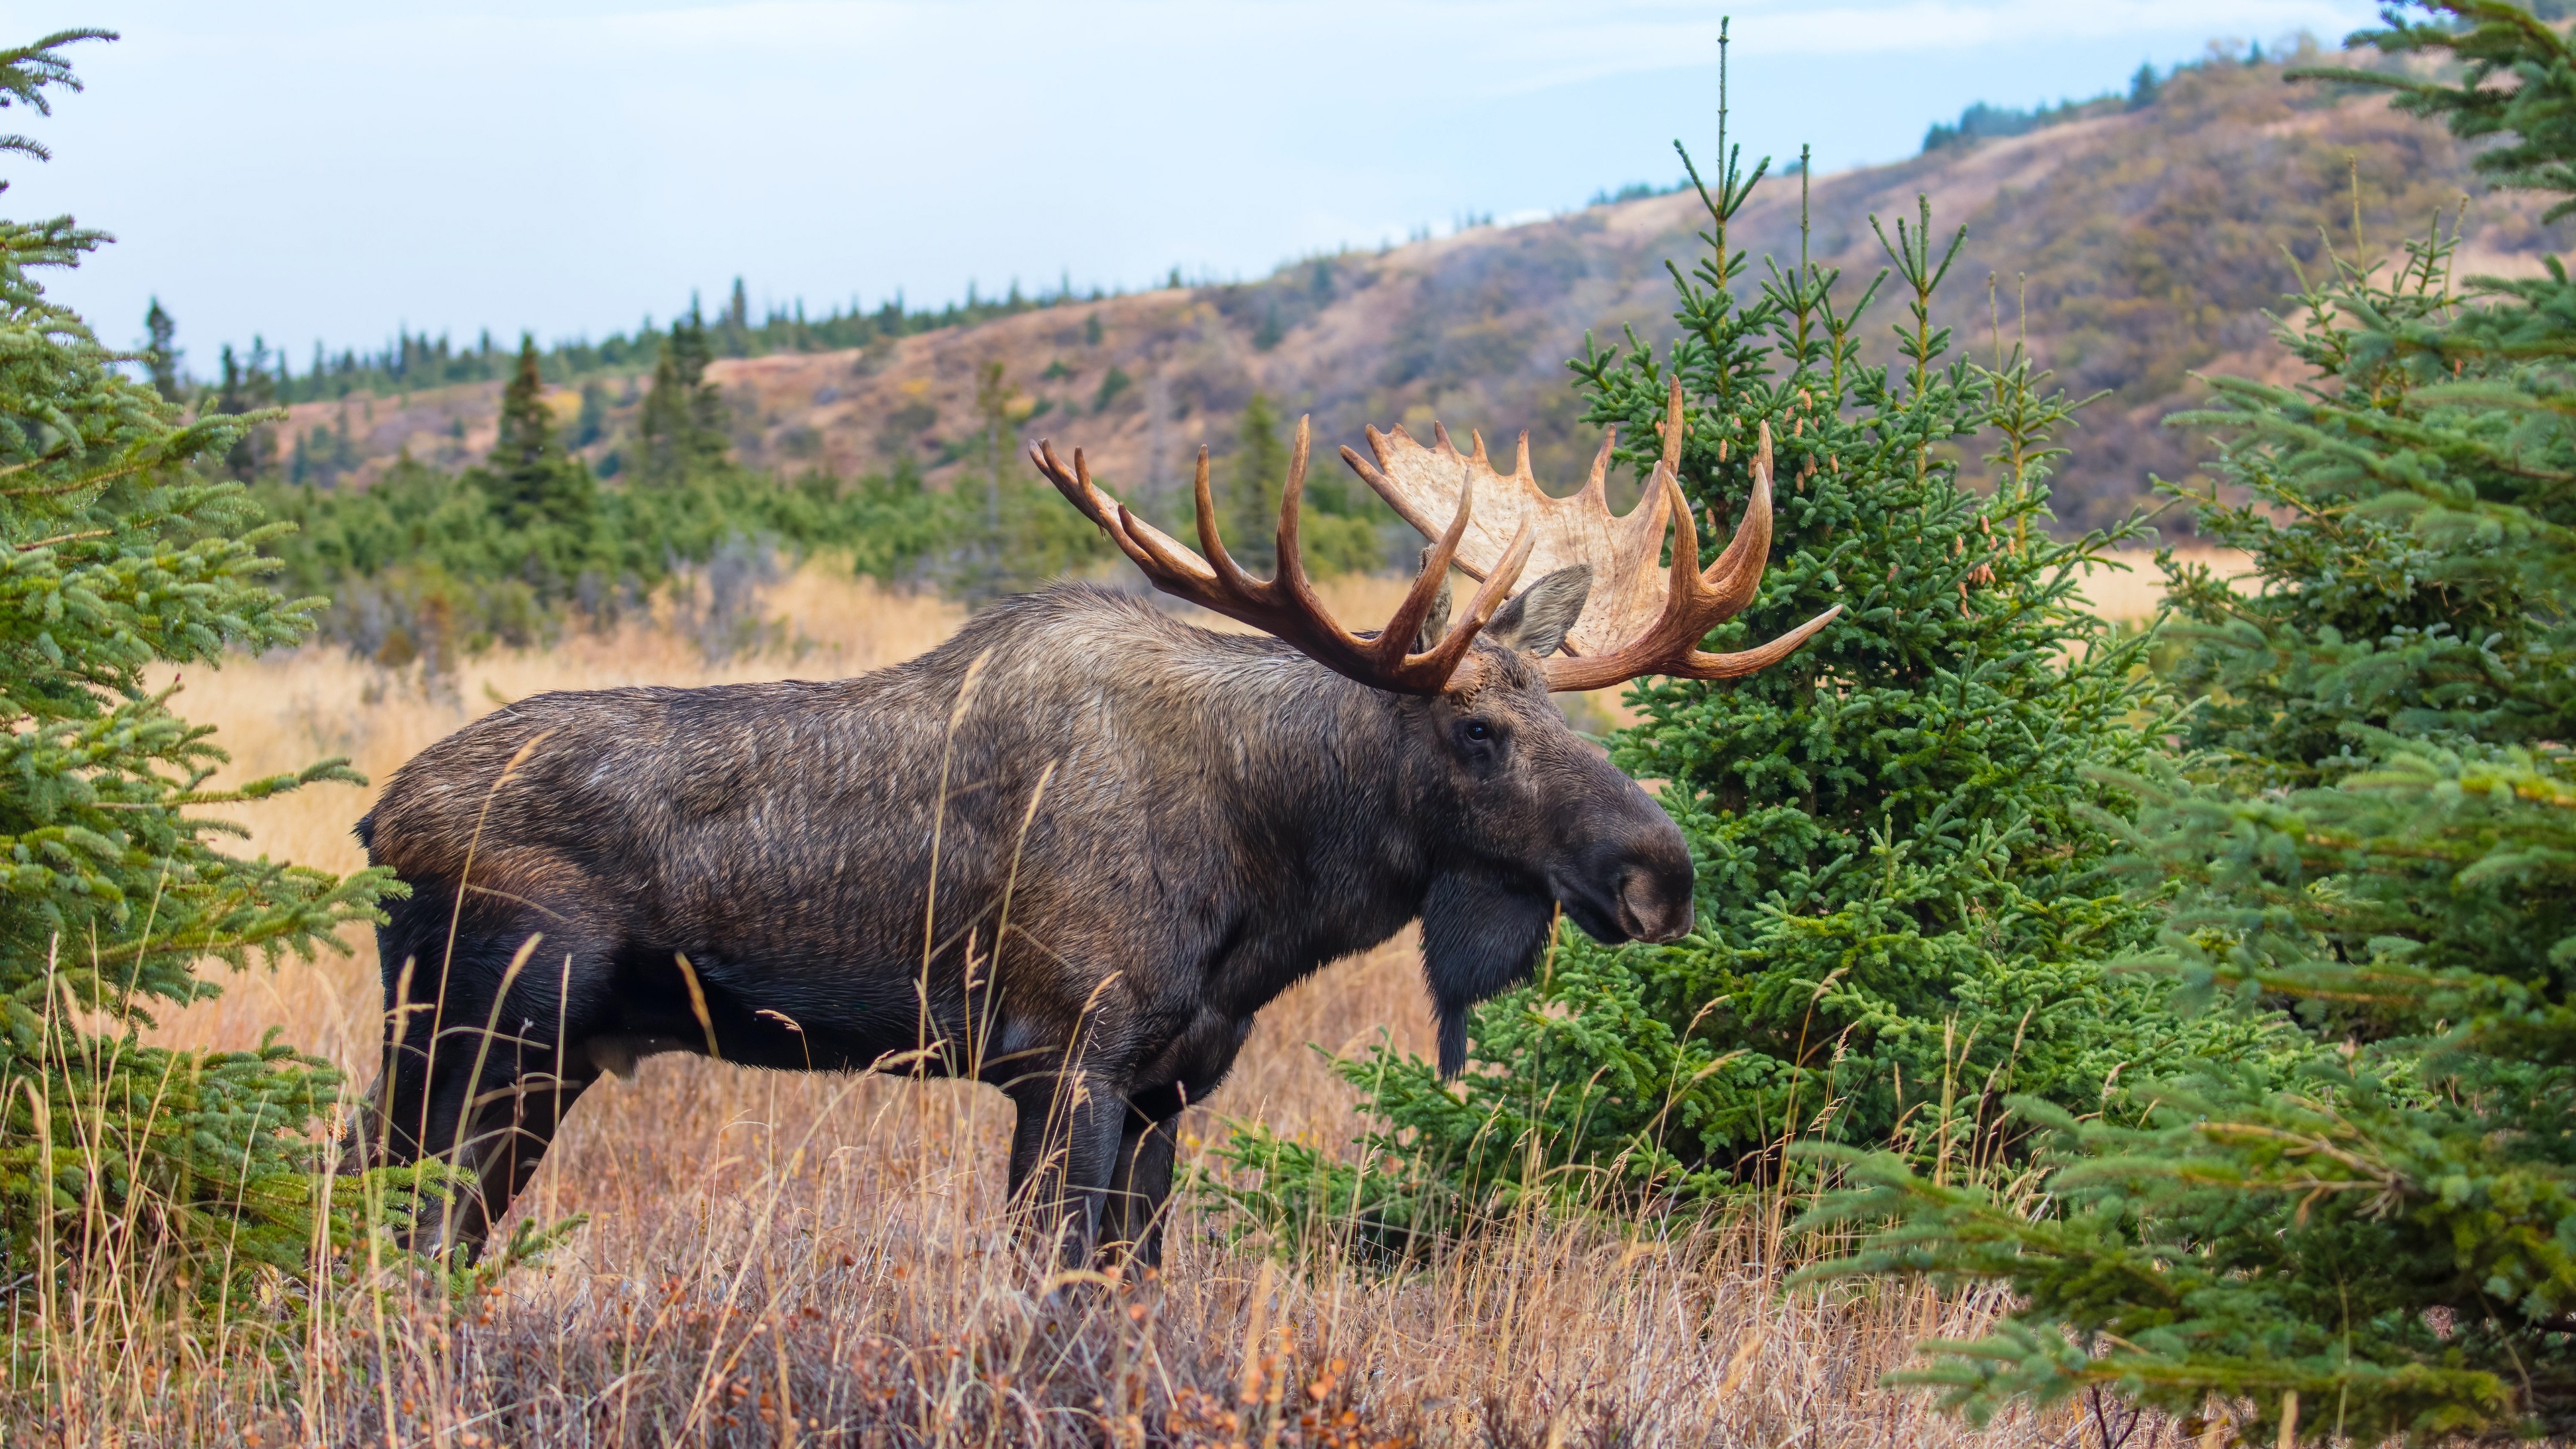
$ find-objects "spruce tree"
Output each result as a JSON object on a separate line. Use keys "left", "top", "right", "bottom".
{"left": 0, "top": 32, "right": 415, "bottom": 1318}
{"left": 1807, "top": 7, "right": 2576, "bottom": 1442}
{"left": 951, "top": 360, "right": 1106, "bottom": 599}
{"left": 2129, "top": 62, "right": 2163, "bottom": 110}
{"left": 637, "top": 304, "right": 729, "bottom": 484}
{"left": 142, "top": 297, "right": 179, "bottom": 400}
{"left": 1225, "top": 392, "right": 1288, "bottom": 574}
{"left": 1216, "top": 394, "right": 1382, "bottom": 577}
{"left": 482, "top": 333, "right": 596, "bottom": 531}
{"left": 721, "top": 275, "right": 751, "bottom": 356}
{"left": 213, "top": 340, "right": 278, "bottom": 481}
{"left": 1221, "top": 120, "right": 2261, "bottom": 1247}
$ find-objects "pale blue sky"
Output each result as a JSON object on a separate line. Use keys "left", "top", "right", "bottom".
{"left": 5, "top": 1, "right": 2385, "bottom": 370}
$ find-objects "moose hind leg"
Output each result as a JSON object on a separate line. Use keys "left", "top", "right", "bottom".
{"left": 379, "top": 922, "right": 600, "bottom": 1258}
{"left": 442, "top": 1068, "right": 593, "bottom": 1258}
{"left": 1004, "top": 1070, "right": 1126, "bottom": 1269}
{"left": 350, "top": 950, "right": 442, "bottom": 1173}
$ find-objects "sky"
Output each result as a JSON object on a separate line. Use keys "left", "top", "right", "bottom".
{"left": 5, "top": 0, "right": 2388, "bottom": 372}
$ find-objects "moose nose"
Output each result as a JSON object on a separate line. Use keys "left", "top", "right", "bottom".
{"left": 1615, "top": 865, "right": 1694, "bottom": 943}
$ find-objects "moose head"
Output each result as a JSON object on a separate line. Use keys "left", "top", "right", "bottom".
{"left": 1032, "top": 378, "right": 1839, "bottom": 1073}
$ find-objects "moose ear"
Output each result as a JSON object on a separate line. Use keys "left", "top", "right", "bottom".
{"left": 1410, "top": 545, "right": 1456, "bottom": 654}
{"left": 1484, "top": 564, "right": 1592, "bottom": 659}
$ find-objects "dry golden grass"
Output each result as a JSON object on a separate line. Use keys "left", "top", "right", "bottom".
{"left": 17, "top": 564, "right": 2113, "bottom": 1447}
{"left": 2074, "top": 547, "right": 2246, "bottom": 627}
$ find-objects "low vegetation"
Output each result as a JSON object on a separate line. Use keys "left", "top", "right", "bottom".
{"left": 1808, "top": 7, "right": 2576, "bottom": 1441}
{"left": 0, "top": 27, "right": 425, "bottom": 1324}
{"left": 1221, "top": 153, "right": 2281, "bottom": 1252}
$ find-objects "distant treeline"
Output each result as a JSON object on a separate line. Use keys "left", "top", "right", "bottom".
{"left": 1921, "top": 40, "right": 2284, "bottom": 153}
{"left": 246, "top": 306, "right": 1383, "bottom": 667}
{"left": 162, "top": 274, "right": 1125, "bottom": 408}
{"left": 250, "top": 309, "right": 1075, "bottom": 664}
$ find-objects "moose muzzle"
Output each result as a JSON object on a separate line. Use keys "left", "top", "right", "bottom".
{"left": 1552, "top": 804, "right": 1695, "bottom": 945}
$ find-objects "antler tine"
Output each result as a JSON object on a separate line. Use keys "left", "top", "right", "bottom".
{"left": 1538, "top": 398, "right": 1839, "bottom": 692}
{"left": 1030, "top": 441, "right": 1099, "bottom": 525}
{"left": 1030, "top": 441, "right": 1181, "bottom": 580}
{"left": 1376, "top": 457, "right": 1477, "bottom": 670}
{"left": 1425, "top": 517, "right": 1536, "bottom": 680}
{"left": 1275, "top": 415, "right": 1352, "bottom": 645}
{"left": 1275, "top": 414, "right": 1318, "bottom": 594}
{"left": 1190, "top": 446, "right": 1262, "bottom": 597}
{"left": 1576, "top": 431, "right": 1613, "bottom": 506}
{"left": 1036, "top": 429, "right": 1511, "bottom": 695}
{"left": 1652, "top": 377, "right": 1707, "bottom": 622}
{"left": 1119, "top": 498, "right": 1224, "bottom": 596}
{"left": 1693, "top": 421, "right": 1775, "bottom": 619}
{"left": 1656, "top": 374, "right": 1686, "bottom": 480}
{"left": 1690, "top": 604, "right": 1843, "bottom": 679}
{"left": 1658, "top": 456, "right": 1703, "bottom": 606}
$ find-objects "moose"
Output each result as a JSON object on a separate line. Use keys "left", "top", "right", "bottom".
{"left": 350, "top": 380, "right": 1837, "bottom": 1265}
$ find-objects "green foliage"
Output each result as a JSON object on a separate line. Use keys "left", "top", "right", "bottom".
{"left": 1224, "top": 392, "right": 1287, "bottom": 573}
{"left": 0, "top": 28, "right": 103, "bottom": 162}
{"left": 1803, "top": 7, "right": 2576, "bottom": 1442}
{"left": 1193, "top": 392, "right": 1387, "bottom": 581}
{"left": 253, "top": 307, "right": 967, "bottom": 661}
{"left": 213, "top": 339, "right": 280, "bottom": 482}
{"left": 216, "top": 272, "right": 1111, "bottom": 408}
{"left": 0, "top": 32, "right": 431, "bottom": 1323}
{"left": 141, "top": 297, "right": 177, "bottom": 400}
{"left": 946, "top": 361, "right": 1111, "bottom": 601}
{"left": 1923, "top": 95, "right": 2116, "bottom": 154}
{"left": 256, "top": 449, "right": 949, "bottom": 664}
{"left": 637, "top": 305, "right": 731, "bottom": 485}
{"left": 482, "top": 335, "right": 596, "bottom": 531}
{"left": 1092, "top": 365, "right": 1132, "bottom": 414}
{"left": 2320, "top": 2, "right": 2576, "bottom": 221}
{"left": 1919, "top": 47, "right": 2290, "bottom": 156}
{"left": 2128, "top": 62, "right": 2162, "bottom": 110}
{"left": 1218, "top": 129, "right": 2255, "bottom": 1252}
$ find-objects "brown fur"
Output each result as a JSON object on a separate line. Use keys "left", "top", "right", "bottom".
{"left": 356, "top": 579, "right": 1693, "bottom": 1265}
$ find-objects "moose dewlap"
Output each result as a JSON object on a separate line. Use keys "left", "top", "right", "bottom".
{"left": 352, "top": 381, "right": 1839, "bottom": 1266}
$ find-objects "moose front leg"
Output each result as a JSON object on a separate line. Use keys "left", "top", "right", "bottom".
{"left": 1004, "top": 1069, "right": 1126, "bottom": 1269}
{"left": 1102, "top": 1086, "right": 1186, "bottom": 1270}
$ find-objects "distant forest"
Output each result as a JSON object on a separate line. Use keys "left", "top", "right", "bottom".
{"left": 160, "top": 274, "right": 1120, "bottom": 409}
{"left": 146, "top": 23, "right": 2576, "bottom": 674}
{"left": 1922, "top": 40, "right": 2288, "bottom": 151}
{"left": 161, "top": 40, "right": 2349, "bottom": 419}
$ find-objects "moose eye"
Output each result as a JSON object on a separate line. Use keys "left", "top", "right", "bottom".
{"left": 1460, "top": 720, "right": 1494, "bottom": 745}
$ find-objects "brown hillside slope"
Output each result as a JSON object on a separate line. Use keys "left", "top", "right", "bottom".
{"left": 278, "top": 54, "right": 2568, "bottom": 535}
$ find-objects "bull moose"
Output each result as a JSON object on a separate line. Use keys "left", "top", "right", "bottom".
{"left": 351, "top": 380, "right": 1837, "bottom": 1265}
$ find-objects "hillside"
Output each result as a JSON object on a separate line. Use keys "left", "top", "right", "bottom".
{"left": 271, "top": 52, "right": 2572, "bottom": 536}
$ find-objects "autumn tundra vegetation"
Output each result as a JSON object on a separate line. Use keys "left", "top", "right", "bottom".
{"left": 15, "top": 3, "right": 2576, "bottom": 1444}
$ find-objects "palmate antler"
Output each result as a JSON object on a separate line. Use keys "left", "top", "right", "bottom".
{"left": 1343, "top": 377, "right": 1841, "bottom": 694}
{"left": 1029, "top": 416, "right": 1537, "bottom": 695}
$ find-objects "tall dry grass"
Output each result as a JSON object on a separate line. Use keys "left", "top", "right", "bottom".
{"left": 8, "top": 563, "right": 2145, "bottom": 1447}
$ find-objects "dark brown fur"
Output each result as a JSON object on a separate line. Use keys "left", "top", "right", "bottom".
{"left": 356, "top": 579, "right": 1693, "bottom": 1264}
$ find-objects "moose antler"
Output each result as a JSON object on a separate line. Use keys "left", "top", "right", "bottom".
{"left": 1342, "top": 377, "right": 1841, "bottom": 693}
{"left": 1030, "top": 415, "right": 1536, "bottom": 695}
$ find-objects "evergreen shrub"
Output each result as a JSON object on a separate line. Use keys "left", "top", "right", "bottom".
{"left": 1218, "top": 126, "right": 2276, "bottom": 1253}
{"left": 0, "top": 30, "right": 436, "bottom": 1328}
{"left": 1806, "top": 5, "right": 2576, "bottom": 1442}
